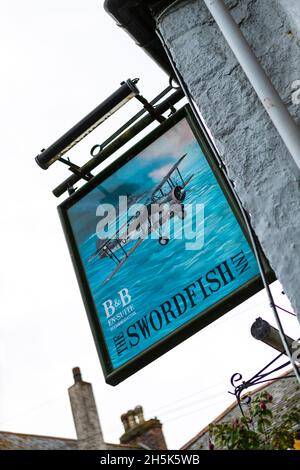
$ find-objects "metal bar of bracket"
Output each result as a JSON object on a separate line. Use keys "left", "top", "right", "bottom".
{"left": 53, "top": 88, "right": 184, "bottom": 198}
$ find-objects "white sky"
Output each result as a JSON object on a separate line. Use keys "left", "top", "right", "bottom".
{"left": 0, "top": 0, "right": 299, "bottom": 450}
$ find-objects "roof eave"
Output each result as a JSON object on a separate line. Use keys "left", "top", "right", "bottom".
{"left": 103, "top": 0, "right": 175, "bottom": 76}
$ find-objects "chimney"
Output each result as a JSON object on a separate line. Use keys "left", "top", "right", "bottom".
{"left": 135, "top": 405, "right": 145, "bottom": 424}
{"left": 120, "top": 406, "right": 167, "bottom": 450}
{"left": 68, "top": 367, "right": 105, "bottom": 450}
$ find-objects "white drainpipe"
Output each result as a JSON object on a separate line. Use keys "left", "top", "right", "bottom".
{"left": 202, "top": 0, "right": 300, "bottom": 384}
{"left": 203, "top": 0, "right": 300, "bottom": 170}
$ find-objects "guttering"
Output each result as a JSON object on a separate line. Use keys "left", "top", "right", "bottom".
{"left": 103, "top": 0, "right": 174, "bottom": 76}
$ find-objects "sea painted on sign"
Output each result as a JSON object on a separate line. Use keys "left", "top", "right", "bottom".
{"left": 68, "top": 118, "right": 260, "bottom": 369}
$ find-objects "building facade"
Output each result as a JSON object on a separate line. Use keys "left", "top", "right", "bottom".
{"left": 0, "top": 368, "right": 167, "bottom": 450}
{"left": 181, "top": 369, "right": 300, "bottom": 450}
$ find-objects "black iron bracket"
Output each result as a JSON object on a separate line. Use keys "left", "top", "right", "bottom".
{"left": 229, "top": 352, "right": 299, "bottom": 417}
{"left": 89, "top": 85, "right": 172, "bottom": 158}
{"left": 52, "top": 87, "right": 184, "bottom": 198}
{"left": 58, "top": 157, "right": 94, "bottom": 182}
{"left": 134, "top": 94, "right": 166, "bottom": 123}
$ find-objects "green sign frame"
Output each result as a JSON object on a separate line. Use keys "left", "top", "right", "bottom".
{"left": 58, "top": 105, "right": 275, "bottom": 385}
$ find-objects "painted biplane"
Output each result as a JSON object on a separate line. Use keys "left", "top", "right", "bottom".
{"left": 89, "top": 154, "right": 193, "bottom": 284}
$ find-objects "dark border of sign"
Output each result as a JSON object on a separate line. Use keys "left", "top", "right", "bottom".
{"left": 58, "top": 104, "right": 276, "bottom": 386}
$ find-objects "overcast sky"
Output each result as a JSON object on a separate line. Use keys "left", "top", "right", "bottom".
{"left": 0, "top": 1, "right": 298, "bottom": 450}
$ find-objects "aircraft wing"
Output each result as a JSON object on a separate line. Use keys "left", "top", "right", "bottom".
{"left": 102, "top": 238, "right": 144, "bottom": 285}
{"left": 182, "top": 173, "right": 194, "bottom": 188}
{"left": 151, "top": 154, "right": 187, "bottom": 197}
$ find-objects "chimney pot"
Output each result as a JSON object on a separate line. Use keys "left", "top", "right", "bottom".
{"left": 134, "top": 405, "right": 145, "bottom": 424}
{"left": 121, "top": 413, "right": 129, "bottom": 431}
{"left": 72, "top": 367, "right": 82, "bottom": 383}
{"left": 127, "top": 410, "right": 137, "bottom": 428}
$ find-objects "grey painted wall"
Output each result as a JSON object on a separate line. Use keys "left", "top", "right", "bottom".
{"left": 156, "top": 0, "right": 300, "bottom": 322}
{"left": 182, "top": 372, "right": 300, "bottom": 449}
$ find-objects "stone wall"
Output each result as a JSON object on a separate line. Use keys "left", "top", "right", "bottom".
{"left": 156, "top": 0, "right": 300, "bottom": 321}
{"left": 182, "top": 372, "right": 300, "bottom": 450}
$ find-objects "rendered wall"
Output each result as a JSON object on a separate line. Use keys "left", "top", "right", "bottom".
{"left": 155, "top": 0, "right": 300, "bottom": 321}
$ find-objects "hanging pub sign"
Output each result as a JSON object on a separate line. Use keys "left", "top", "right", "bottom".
{"left": 58, "top": 105, "right": 274, "bottom": 385}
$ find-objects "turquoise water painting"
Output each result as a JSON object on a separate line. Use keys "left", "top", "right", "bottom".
{"left": 67, "top": 117, "right": 260, "bottom": 370}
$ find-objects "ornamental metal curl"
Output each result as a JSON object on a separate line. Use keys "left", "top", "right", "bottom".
{"left": 229, "top": 350, "right": 297, "bottom": 419}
